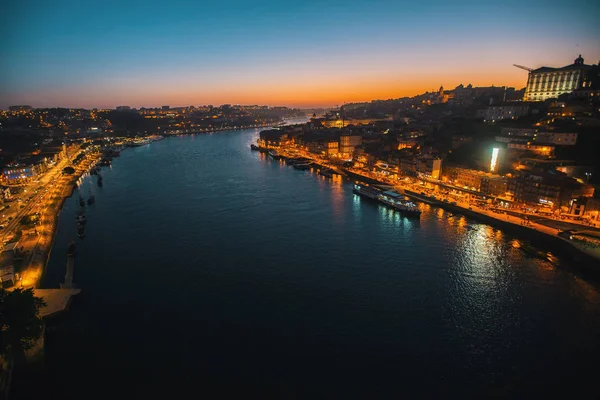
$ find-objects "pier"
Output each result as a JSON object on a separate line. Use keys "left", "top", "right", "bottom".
{"left": 33, "top": 289, "right": 82, "bottom": 319}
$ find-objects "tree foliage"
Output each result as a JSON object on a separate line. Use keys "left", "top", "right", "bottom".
{"left": 0, "top": 288, "right": 46, "bottom": 359}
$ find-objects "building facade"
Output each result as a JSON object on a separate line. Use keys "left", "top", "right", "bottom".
{"left": 339, "top": 134, "right": 362, "bottom": 159}
{"left": 508, "top": 171, "right": 594, "bottom": 210}
{"left": 482, "top": 104, "right": 529, "bottom": 122}
{"left": 2, "top": 166, "right": 37, "bottom": 182}
{"left": 416, "top": 157, "right": 442, "bottom": 180}
{"left": 524, "top": 55, "right": 594, "bottom": 101}
{"left": 507, "top": 143, "right": 555, "bottom": 157}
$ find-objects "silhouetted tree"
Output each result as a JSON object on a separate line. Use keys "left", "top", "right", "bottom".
{"left": 0, "top": 288, "right": 46, "bottom": 363}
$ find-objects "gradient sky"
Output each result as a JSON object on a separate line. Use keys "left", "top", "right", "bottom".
{"left": 1, "top": 0, "right": 599, "bottom": 109}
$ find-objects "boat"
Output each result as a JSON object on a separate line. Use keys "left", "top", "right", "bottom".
{"left": 292, "top": 163, "right": 311, "bottom": 170}
{"left": 97, "top": 175, "right": 103, "bottom": 187}
{"left": 76, "top": 214, "right": 86, "bottom": 225}
{"left": 352, "top": 183, "right": 383, "bottom": 200}
{"left": 318, "top": 168, "right": 336, "bottom": 178}
{"left": 268, "top": 149, "right": 283, "bottom": 160}
{"left": 250, "top": 144, "right": 260, "bottom": 151}
{"left": 77, "top": 226, "right": 85, "bottom": 238}
{"left": 514, "top": 240, "right": 552, "bottom": 261}
{"left": 79, "top": 195, "right": 85, "bottom": 207}
{"left": 378, "top": 191, "right": 422, "bottom": 217}
{"left": 129, "top": 138, "right": 150, "bottom": 147}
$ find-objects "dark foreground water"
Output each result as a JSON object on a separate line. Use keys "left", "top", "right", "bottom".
{"left": 15, "top": 127, "right": 600, "bottom": 398}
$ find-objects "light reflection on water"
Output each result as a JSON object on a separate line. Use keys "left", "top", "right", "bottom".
{"left": 36, "top": 128, "right": 600, "bottom": 399}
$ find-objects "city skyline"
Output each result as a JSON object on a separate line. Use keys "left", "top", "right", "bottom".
{"left": 1, "top": 0, "right": 599, "bottom": 109}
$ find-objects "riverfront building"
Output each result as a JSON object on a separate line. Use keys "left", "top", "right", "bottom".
{"left": 339, "top": 134, "right": 362, "bottom": 159}
{"left": 496, "top": 128, "right": 577, "bottom": 146}
{"left": 508, "top": 170, "right": 594, "bottom": 210}
{"left": 524, "top": 55, "right": 595, "bottom": 101}
{"left": 443, "top": 167, "right": 507, "bottom": 196}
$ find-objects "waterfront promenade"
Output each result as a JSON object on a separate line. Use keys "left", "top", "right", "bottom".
{"left": 268, "top": 145, "right": 600, "bottom": 268}
{"left": 1, "top": 149, "right": 100, "bottom": 290}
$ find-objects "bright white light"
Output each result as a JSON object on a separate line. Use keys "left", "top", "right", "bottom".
{"left": 490, "top": 148, "right": 499, "bottom": 172}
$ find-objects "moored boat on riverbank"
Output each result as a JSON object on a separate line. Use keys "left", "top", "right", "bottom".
{"left": 378, "top": 191, "right": 422, "bottom": 218}
{"left": 318, "top": 168, "right": 337, "bottom": 178}
{"left": 353, "top": 183, "right": 382, "bottom": 200}
{"left": 268, "top": 149, "right": 283, "bottom": 160}
{"left": 293, "top": 163, "right": 311, "bottom": 170}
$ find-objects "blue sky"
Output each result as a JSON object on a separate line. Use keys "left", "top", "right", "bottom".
{"left": 1, "top": 0, "right": 599, "bottom": 108}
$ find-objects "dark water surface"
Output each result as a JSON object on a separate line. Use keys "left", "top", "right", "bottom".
{"left": 20, "top": 128, "right": 600, "bottom": 398}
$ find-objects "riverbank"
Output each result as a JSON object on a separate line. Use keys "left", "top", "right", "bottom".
{"left": 163, "top": 121, "right": 287, "bottom": 136}
{"left": 17, "top": 153, "right": 101, "bottom": 289}
{"left": 263, "top": 146, "right": 600, "bottom": 273}
{"left": 20, "top": 127, "right": 600, "bottom": 399}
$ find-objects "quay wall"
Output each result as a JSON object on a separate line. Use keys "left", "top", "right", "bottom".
{"left": 402, "top": 190, "right": 600, "bottom": 274}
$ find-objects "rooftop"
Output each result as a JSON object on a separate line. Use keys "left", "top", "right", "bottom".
{"left": 532, "top": 55, "right": 595, "bottom": 73}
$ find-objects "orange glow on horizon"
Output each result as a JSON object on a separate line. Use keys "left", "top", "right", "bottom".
{"left": 32, "top": 69, "right": 528, "bottom": 109}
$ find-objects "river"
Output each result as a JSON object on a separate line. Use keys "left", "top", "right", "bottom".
{"left": 14, "top": 126, "right": 600, "bottom": 398}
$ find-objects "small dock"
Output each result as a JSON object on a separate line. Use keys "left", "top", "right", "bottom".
{"left": 33, "top": 288, "right": 82, "bottom": 319}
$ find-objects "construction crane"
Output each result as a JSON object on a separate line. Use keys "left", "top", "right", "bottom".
{"left": 513, "top": 64, "right": 533, "bottom": 72}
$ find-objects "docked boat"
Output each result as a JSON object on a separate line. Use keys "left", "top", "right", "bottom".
{"left": 513, "top": 240, "right": 551, "bottom": 261}
{"left": 293, "top": 163, "right": 311, "bottom": 170}
{"left": 286, "top": 157, "right": 309, "bottom": 165}
{"left": 130, "top": 138, "right": 150, "bottom": 147}
{"left": 250, "top": 144, "right": 260, "bottom": 151}
{"left": 268, "top": 149, "right": 283, "bottom": 160}
{"left": 319, "top": 168, "right": 336, "bottom": 178}
{"left": 353, "top": 183, "right": 383, "bottom": 200}
{"left": 378, "top": 191, "right": 422, "bottom": 217}
{"left": 79, "top": 195, "right": 85, "bottom": 207}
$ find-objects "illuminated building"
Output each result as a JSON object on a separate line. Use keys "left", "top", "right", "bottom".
{"left": 417, "top": 157, "right": 442, "bottom": 180}
{"left": 508, "top": 170, "right": 594, "bottom": 210}
{"left": 399, "top": 158, "right": 417, "bottom": 176}
{"left": 326, "top": 140, "right": 339, "bottom": 156}
{"left": 258, "top": 129, "right": 288, "bottom": 148}
{"left": 397, "top": 138, "right": 418, "bottom": 150}
{"left": 339, "top": 134, "right": 362, "bottom": 158}
{"left": 481, "top": 175, "right": 508, "bottom": 197}
{"left": 2, "top": 166, "right": 37, "bottom": 182}
{"left": 524, "top": 55, "right": 595, "bottom": 101}
{"left": 496, "top": 128, "right": 577, "bottom": 146}
{"left": 481, "top": 104, "right": 529, "bottom": 122}
{"left": 507, "top": 143, "right": 554, "bottom": 157}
